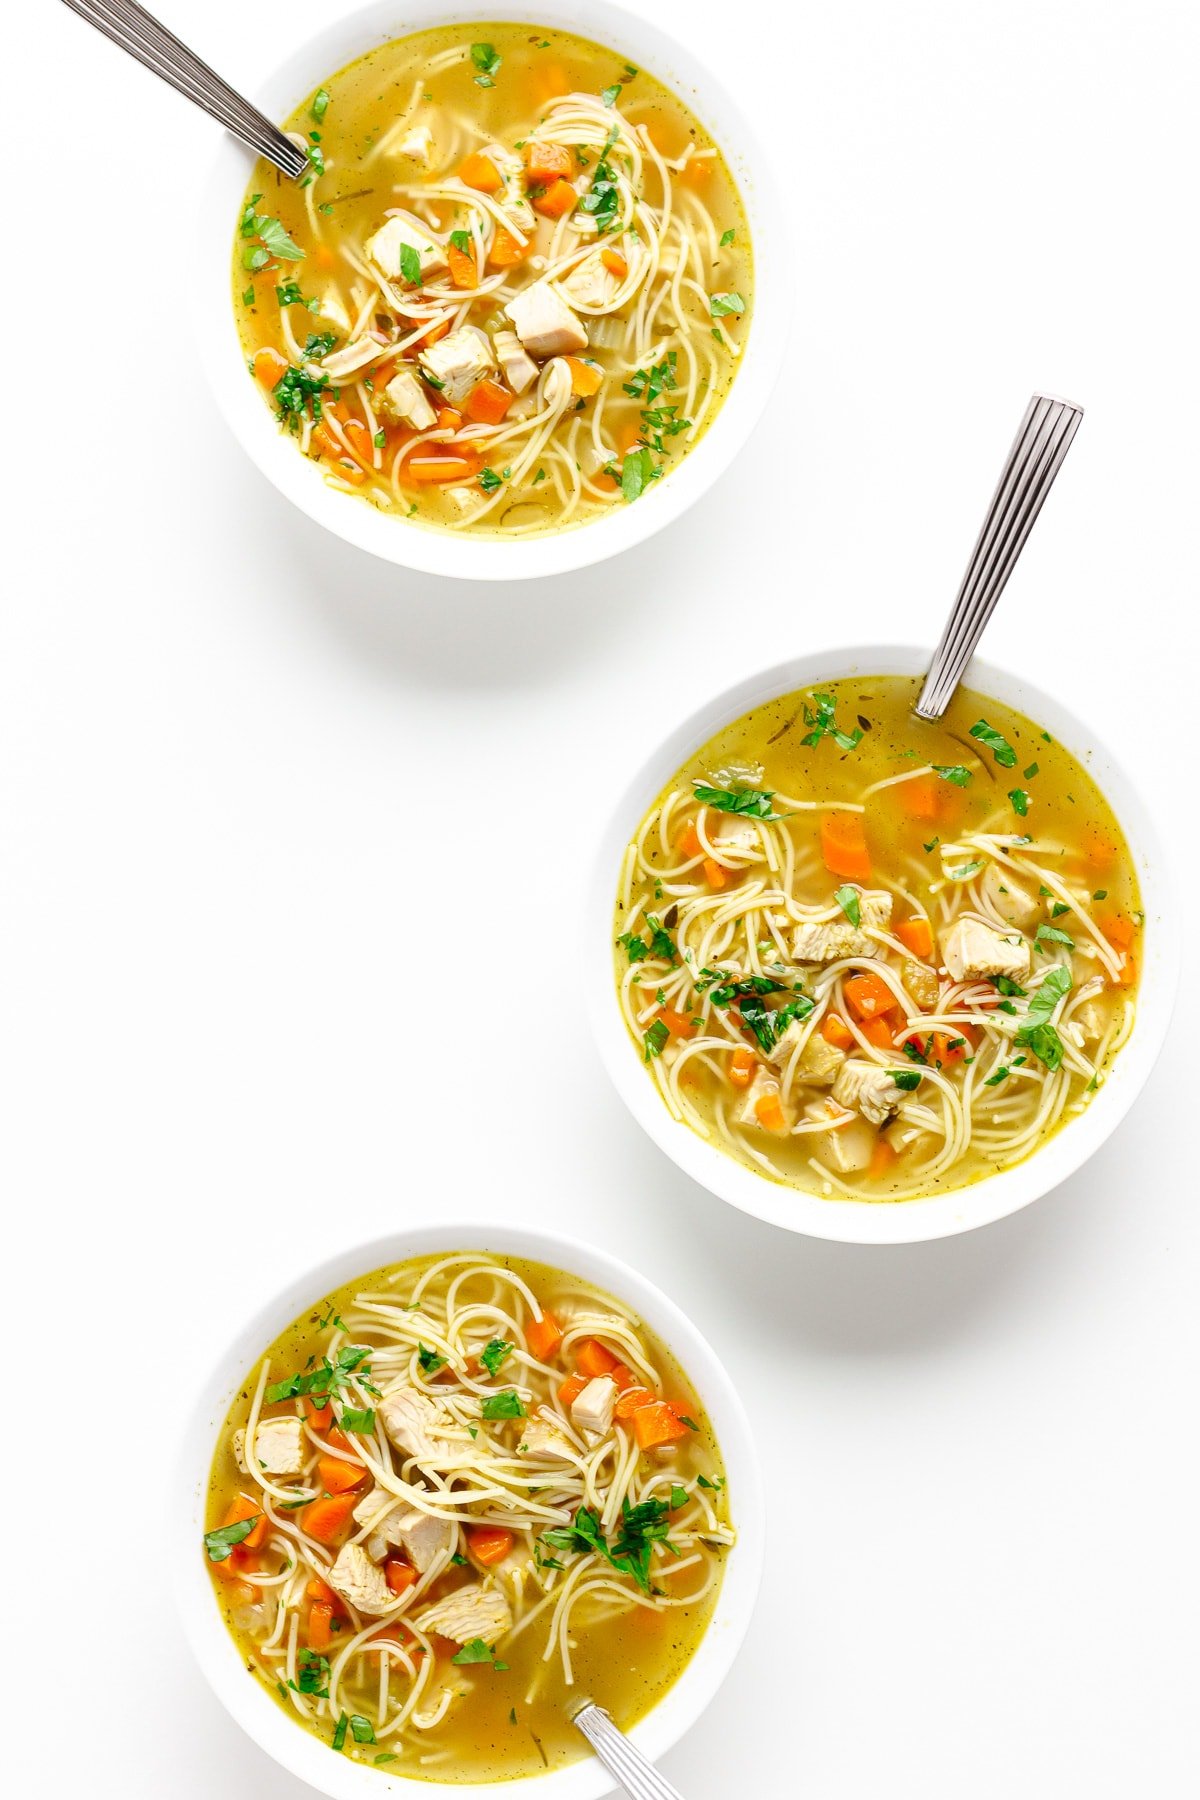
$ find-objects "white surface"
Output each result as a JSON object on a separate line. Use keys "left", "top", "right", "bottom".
{"left": 4, "top": 1, "right": 1198, "bottom": 1797}
{"left": 174, "top": 1224, "right": 763, "bottom": 1800}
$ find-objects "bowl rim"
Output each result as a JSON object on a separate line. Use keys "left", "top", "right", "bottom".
{"left": 194, "top": 0, "right": 791, "bottom": 582}
{"left": 586, "top": 644, "right": 1180, "bottom": 1245}
{"left": 172, "top": 1221, "right": 765, "bottom": 1800}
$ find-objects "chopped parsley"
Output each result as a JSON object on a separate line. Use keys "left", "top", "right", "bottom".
{"left": 719, "top": 227, "right": 736, "bottom": 246}
{"left": 478, "top": 465, "right": 511, "bottom": 494}
{"left": 453, "top": 1638, "right": 509, "bottom": 1668}
{"left": 709, "top": 291, "right": 745, "bottom": 317}
{"left": 1035, "top": 923, "right": 1075, "bottom": 952}
{"left": 481, "top": 1391, "right": 526, "bottom": 1420}
{"left": 578, "top": 126, "right": 621, "bottom": 234}
{"left": 275, "top": 280, "right": 306, "bottom": 306}
{"left": 643, "top": 1018, "right": 670, "bottom": 1061}
{"left": 1009, "top": 788, "right": 1030, "bottom": 816}
{"left": 480, "top": 1339, "right": 514, "bottom": 1377}
{"left": 946, "top": 859, "right": 984, "bottom": 880}
{"left": 399, "top": 242, "right": 422, "bottom": 285}
{"left": 801, "top": 692, "right": 863, "bottom": 752}
{"left": 933, "top": 765, "right": 973, "bottom": 786}
{"left": 417, "top": 1343, "right": 446, "bottom": 1377}
{"left": 239, "top": 197, "right": 304, "bottom": 270}
{"left": 203, "top": 1515, "right": 259, "bottom": 1563}
{"left": 266, "top": 1343, "right": 373, "bottom": 1404}
{"left": 310, "top": 88, "right": 330, "bottom": 122}
{"left": 542, "top": 1498, "right": 675, "bottom": 1594}
{"left": 834, "top": 885, "right": 862, "bottom": 927}
{"left": 601, "top": 83, "right": 622, "bottom": 107}
{"left": 619, "top": 446, "right": 659, "bottom": 502}
{"left": 470, "top": 43, "right": 502, "bottom": 87}
{"left": 449, "top": 229, "right": 472, "bottom": 253}
{"left": 891, "top": 1068, "right": 922, "bottom": 1091}
{"left": 693, "top": 781, "right": 779, "bottom": 819}
{"left": 1015, "top": 966, "right": 1072, "bottom": 1070}
{"left": 969, "top": 718, "right": 1018, "bottom": 768}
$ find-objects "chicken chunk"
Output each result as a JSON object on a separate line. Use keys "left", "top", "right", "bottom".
{"left": 380, "top": 367, "right": 437, "bottom": 430}
{"left": 330, "top": 1543, "right": 392, "bottom": 1616}
{"left": 394, "top": 1507, "right": 454, "bottom": 1573}
{"left": 522, "top": 1418, "right": 579, "bottom": 1463}
{"left": 735, "top": 1069, "right": 788, "bottom": 1130}
{"left": 981, "top": 861, "right": 1040, "bottom": 929}
{"left": 418, "top": 325, "right": 495, "bottom": 406}
{"left": 713, "top": 819, "right": 766, "bottom": 864}
{"left": 1075, "top": 997, "right": 1112, "bottom": 1043}
{"left": 398, "top": 124, "right": 434, "bottom": 165}
{"left": 493, "top": 328, "right": 539, "bottom": 395}
{"left": 321, "top": 335, "right": 386, "bottom": 382}
{"left": 311, "top": 288, "right": 351, "bottom": 336}
{"left": 506, "top": 281, "right": 588, "bottom": 358}
{"left": 365, "top": 210, "right": 446, "bottom": 282}
{"left": 832, "top": 1058, "right": 904, "bottom": 1127}
{"left": 902, "top": 957, "right": 941, "bottom": 1010}
{"left": 417, "top": 1583, "right": 512, "bottom": 1646}
{"left": 482, "top": 143, "right": 536, "bottom": 234}
{"left": 234, "top": 1415, "right": 305, "bottom": 1476}
{"left": 557, "top": 253, "right": 621, "bottom": 311}
{"left": 806, "top": 1101, "right": 877, "bottom": 1174}
{"left": 571, "top": 1376, "right": 617, "bottom": 1438}
{"left": 380, "top": 1386, "right": 454, "bottom": 1463}
{"left": 768, "top": 1024, "right": 845, "bottom": 1086}
{"left": 942, "top": 917, "right": 1031, "bottom": 983}
{"left": 792, "top": 892, "right": 893, "bottom": 964}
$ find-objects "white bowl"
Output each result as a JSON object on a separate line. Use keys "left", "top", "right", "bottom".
{"left": 588, "top": 645, "right": 1179, "bottom": 1245}
{"left": 173, "top": 1222, "right": 764, "bottom": 1799}
{"left": 196, "top": 0, "right": 789, "bottom": 581}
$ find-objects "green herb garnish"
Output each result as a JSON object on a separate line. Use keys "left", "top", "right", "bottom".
{"left": 969, "top": 719, "right": 1018, "bottom": 768}
{"left": 834, "top": 885, "right": 861, "bottom": 927}
{"left": 481, "top": 1390, "right": 526, "bottom": 1420}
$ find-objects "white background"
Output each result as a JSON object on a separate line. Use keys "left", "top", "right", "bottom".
{"left": 5, "top": 1, "right": 1199, "bottom": 1796}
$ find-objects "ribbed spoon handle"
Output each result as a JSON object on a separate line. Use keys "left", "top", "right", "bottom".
{"left": 914, "top": 392, "right": 1083, "bottom": 720}
{"left": 60, "top": 0, "right": 308, "bottom": 180}
{"left": 572, "top": 1703, "right": 687, "bottom": 1800}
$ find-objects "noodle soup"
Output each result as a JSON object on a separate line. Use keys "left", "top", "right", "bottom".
{"left": 233, "top": 24, "right": 752, "bottom": 537}
{"left": 613, "top": 676, "right": 1143, "bottom": 1203}
{"left": 205, "top": 1252, "right": 731, "bottom": 1781}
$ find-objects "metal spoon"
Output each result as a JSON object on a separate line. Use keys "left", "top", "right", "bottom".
{"left": 914, "top": 393, "right": 1084, "bottom": 719}
{"left": 571, "top": 1701, "right": 686, "bottom": 1799}
{"left": 60, "top": 0, "right": 307, "bottom": 180}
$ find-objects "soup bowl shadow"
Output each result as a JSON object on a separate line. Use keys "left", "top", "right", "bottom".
{"left": 586, "top": 644, "right": 1179, "bottom": 1246}
{"left": 195, "top": 0, "right": 790, "bottom": 582}
{"left": 172, "top": 1223, "right": 765, "bottom": 1800}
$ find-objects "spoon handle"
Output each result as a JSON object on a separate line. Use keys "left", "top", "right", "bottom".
{"left": 60, "top": 0, "right": 308, "bottom": 180}
{"left": 914, "top": 392, "right": 1084, "bottom": 720}
{"left": 572, "top": 1703, "right": 687, "bottom": 1800}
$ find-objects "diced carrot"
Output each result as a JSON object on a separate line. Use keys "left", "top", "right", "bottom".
{"left": 403, "top": 451, "right": 482, "bottom": 484}
{"left": 633, "top": 1403, "right": 690, "bottom": 1450}
{"left": 658, "top": 1006, "right": 696, "bottom": 1040}
{"left": 680, "top": 154, "right": 713, "bottom": 187}
{"left": 526, "top": 1311, "right": 564, "bottom": 1362}
{"left": 565, "top": 356, "right": 603, "bottom": 397}
{"left": 1084, "top": 830, "right": 1118, "bottom": 870}
{"left": 601, "top": 247, "right": 628, "bottom": 279}
{"left": 927, "top": 1030, "right": 971, "bottom": 1066}
{"left": 447, "top": 242, "right": 479, "bottom": 289}
{"left": 527, "top": 62, "right": 571, "bottom": 105}
{"left": 488, "top": 226, "right": 529, "bottom": 269}
{"left": 300, "top": 1492, "right": 357, "bottom": 1544}
{"left": 869, "top": 1138, "right": 898, "bottom": 1180}
{"left": 754, "top": 1089, "right": 787, "bottom": 1133}
{"left": 253, "top": 347, "right": 289, "bottom": 390}
{"left": 677, "top": 819, "right": 701, "bottom": 858}
{"left": 330, "top": 456, "right": 367, "bottom": 487}
{"left": 436, "top": 407, "right": 462, "bottom": 432}
{"left": 576, "top": 1338, "right": 618, "bottom": 1379}
{"left": 895, "top": 916, "right": 934, "bottom": 958}
{"left": 385, "top": 1556, "right": 418, "bottom": 1593}
{"left": 617, "top": 417, "right": 645, "bottom": 454}
{"left": 318, "top": 1455, "right": 367, "bottom": 1495}
{"left": 307, "top": 1601, "right": 334, "bottom": 1650}
{"left": 223, "top": 1493, "right": 267, "bottom": 1552}
{"left": 820, "top": 812, "right": 872, "bottom": 881}
{"left": 467, "top": 1526, "right": 514, "bottom": 1567}
{"left": 897, "top": 775, "right": 938, "bottom": 819}
{"left": 614, "top": 1385, "right": 657, "bottom": 1420}
{"left": 216, "top": 1544, "right": 259, "bottom": 1588}
{"left": 310, "top": 424, "right": 338, "bottom": 461}
{"left": 370, "top": 358, "right": 397, "bottom": 390}
{"left": 524, "top": 140, "right": 574, "bottom": 181}
{"left": 532, "top": 178, "right": 578, "bottom": 219}
{"left": 1112, "top": 953, "right": 1136, "bottom": 988}
{"left": 558, "top": 1372, "right": 588, "bottom": 1406}
{"left": 415, "top": 317, "right": 451, "bottom": 350}
{"left": 301, "top": 1394, "right": 332, "bottom": 1431}
{"left": 458, "top": 152, "right": 502, "bottom": 192}
{"left": 1097, "top": 912, "right": 1136, "bottom": 951}
{"left": 821, "top": 1013, "right": 854, "bottom": 1050}
{"left": 306, "top": 1575, "right": 335, "bottom": 1604}
{"left": 464, "top": 378, "right": 513, "bottom": 425}
{"left": 314, "top": 243, "right": 336, "bottom": 270}
{"left": 844, "top": 970, "right": 898, "bottom": 1021}
{"left": 323, "top": 1427, "right": 355, "bottom": 1455}
{"left": 729, "top": 1047, "right": 757, "bottom": 1088}
{"left": 608, "top": 1361, "right": 637, "bottom": 1391}
{"left": 342, "top": 418, "right": 375, "bottom": 470}
{"left": 703, "top": 857, "right": 728, "bottom": 890}
{"left": 861, "top": 1015, "right": 895, "bottom": 1049}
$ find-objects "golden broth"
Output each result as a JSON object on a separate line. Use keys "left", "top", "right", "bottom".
{"left": 614, "top": 677, "right": 1142, "bottom": 1202}
{"left": 233, "top": 24, "right": 752, "bottom": 536}
{"left": 206, "top": 1253, "right": 731, "bottom": 1781}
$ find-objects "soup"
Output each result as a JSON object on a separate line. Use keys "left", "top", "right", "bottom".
{"left": 613, "top": 677, "right": 1142, "bottom": 1202}
{"left": 234, "top": 25, "right": 752, "bottom": 536}
{"left": 204, "top": 1252, "right": 732, "bottom": 1780}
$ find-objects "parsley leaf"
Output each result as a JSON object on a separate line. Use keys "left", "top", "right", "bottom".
{"left": 480, "top": 1339, "right": 514, "bottom": 1377}
{"left": 399, "top": 242, "right": 422, "bottom": 285}
{"left": 709, "top": 292, "right": 745, "bottom": 317}
{"left": 450, "top": 229, "right": 472, "bottom": 252}
{"left": 1035, "top": 923, "right": 1075, "bottom": 952}
{"left": 481, "top": 1390, "right": 526, "bottom": 1420}
{"left": 453, "top": 1638, "right": 508, "bottom": 1668}
{"left": 643, "top": 1018, "right": 670, "bottom": 1061}
{"left": 693, "top": 782, "right": 779, "bottom": 819}
{"left": 833, "top": 885, "right": 861, "bottom": 927}
{"left": 418, "top": 1343, "right": 446, "bottom": 1376}
{"left": 340, "top": 1407, "right": 375, "bottom": 1434}
{"left": 310, "top": 89, "right": 330, "bottom": 122}
{"left": 1009, "top": 788, "right": 1030, "bottom": 816}
{"left": 719, "top": 227, "right": 736, "bottom": 246}
{"left": 1015, "top": 966, "right": 1072, "bottom": 1070}
{"left": 601, "top": 83, "right": 622, "bottom": 106}
{"left": 801, "top": 692, "right": 863, "bottom": 752}
{"left": 204, "top": 1515, "right": 259, "bottom": 1562}
{"left": 470, "top": 43, "right": 502, "bottom": 86}
{"left": 543, "top": 1498, "right": 674, "bottom": 1593}
{"left": 266, "top": 1343, "right": 373, "bottom": 1404}
{"left": 969, "top": 718, "right": 1018, "bottom": 768}
{"left": 349, "top": 1716, "right": 375, "bottom": 1744}
{"left": 933, "top": 764, "right": 972, "bottom": 786}
{"left": 891, "top": 1069, "right": 922, "bottom": 1091}
{"left": 620, "top": 445, "right": 659, "bottom": 502}
{"left": 578, "top": 126, "right": 621, "bottom": 233}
